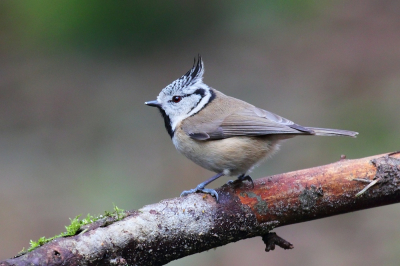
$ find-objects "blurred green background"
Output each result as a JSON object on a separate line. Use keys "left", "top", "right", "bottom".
{"left": 0, "top": 1, "right": 399, "bottom": 265}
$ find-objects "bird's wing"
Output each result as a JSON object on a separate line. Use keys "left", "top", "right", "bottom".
{"left": 185, "top": 107, "right": 314, "bottom": 140}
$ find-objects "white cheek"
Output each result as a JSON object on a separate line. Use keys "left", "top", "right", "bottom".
{"left": 166, "top": 102, "right": 190, "bottom": 131}
{"left": 170, "top": 114, "right": 189, "bottom": 131}
{"left": 164, "top": 85, "right": 211, "bottom": 132}
{"left": 169, "top": 96, "right": 204, "bottom": 131}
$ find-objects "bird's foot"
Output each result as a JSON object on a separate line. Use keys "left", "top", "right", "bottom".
{"left": 180, "top": 185, "right": 219, "bottom": 202}
{"left": 228, "top": 174, "right": 254, "bottom": 188}
{"left": 180, "top": 172, "right": 224, "bottom": 202}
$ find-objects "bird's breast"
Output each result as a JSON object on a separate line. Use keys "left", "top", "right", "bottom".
{"left": 172, "top": 127, "right": 280, "bottom": 176}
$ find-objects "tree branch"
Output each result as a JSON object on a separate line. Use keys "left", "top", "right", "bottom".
{"left": 2, "top": 152, "right": 400, "bottom": 266}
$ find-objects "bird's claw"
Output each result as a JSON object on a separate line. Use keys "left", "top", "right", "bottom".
{"left": 228, "top": 175, "right": 254, "bottom": 188}
{"left": 241, "top": 175, "right": 254, "bottom": 188}
{"left": 180, "top": 186, "right": 219, "bottom": 202}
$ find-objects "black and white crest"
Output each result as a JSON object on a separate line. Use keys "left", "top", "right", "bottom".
{"left": 161, "top": 55, "right": 204, "bottom": 97}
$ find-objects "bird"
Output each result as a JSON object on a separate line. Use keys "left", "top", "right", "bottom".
{"left": 145, "top": 55, "right": 358, "bottom": 201}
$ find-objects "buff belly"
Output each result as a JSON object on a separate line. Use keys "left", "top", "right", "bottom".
{"left": 173, "top": 130, "right": 281, "bottom": 176}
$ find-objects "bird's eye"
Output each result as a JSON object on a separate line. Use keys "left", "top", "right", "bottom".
{"left": 172, "top": 96, "right": 182, "bottom": 103}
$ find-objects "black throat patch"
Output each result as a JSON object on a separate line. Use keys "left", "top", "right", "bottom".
{"left": 157, "top": 107, "right": 174, "bottom": 138}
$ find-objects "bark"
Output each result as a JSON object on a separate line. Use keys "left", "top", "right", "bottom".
{"left": 1, "top": 152, "right": 400, "bottom": 266}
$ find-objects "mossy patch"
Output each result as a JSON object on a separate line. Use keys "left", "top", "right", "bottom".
{"left": 19, "top": 204, "right": 125, "bottom": 255}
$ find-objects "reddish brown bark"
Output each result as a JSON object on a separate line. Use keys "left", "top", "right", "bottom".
{"left": 224, "top": 152, "right": 400, "bottom": 226}
{"left": 1, "top": 152, "right": 399, "bottom": 266}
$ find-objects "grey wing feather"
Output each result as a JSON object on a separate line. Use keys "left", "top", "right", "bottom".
{"left": 305, "top": 127, "right": 358, "bottom": 137}
{"left": 247, "top": 108, "right": 314, "bottom": 134}
{"left": 188, "top": 107, "right": 314, "bottom": 140}
{"left": 188, "top": 132, "right": 210, "bottom": 140}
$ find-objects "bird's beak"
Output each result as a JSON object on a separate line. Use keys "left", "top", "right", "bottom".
{"left": 145, "top": 100, "right": 161, "bottom": 108}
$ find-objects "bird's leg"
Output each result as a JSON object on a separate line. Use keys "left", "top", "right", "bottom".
{"left": 228, "top": 174, "right": 254, "bottom": 188}
{"left": 180, "top": 172, "right": 224, "bottom": 202}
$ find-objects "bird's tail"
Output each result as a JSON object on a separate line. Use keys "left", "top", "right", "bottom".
{"left": 306, "top": 127, "right": 358, "bottom": 137}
